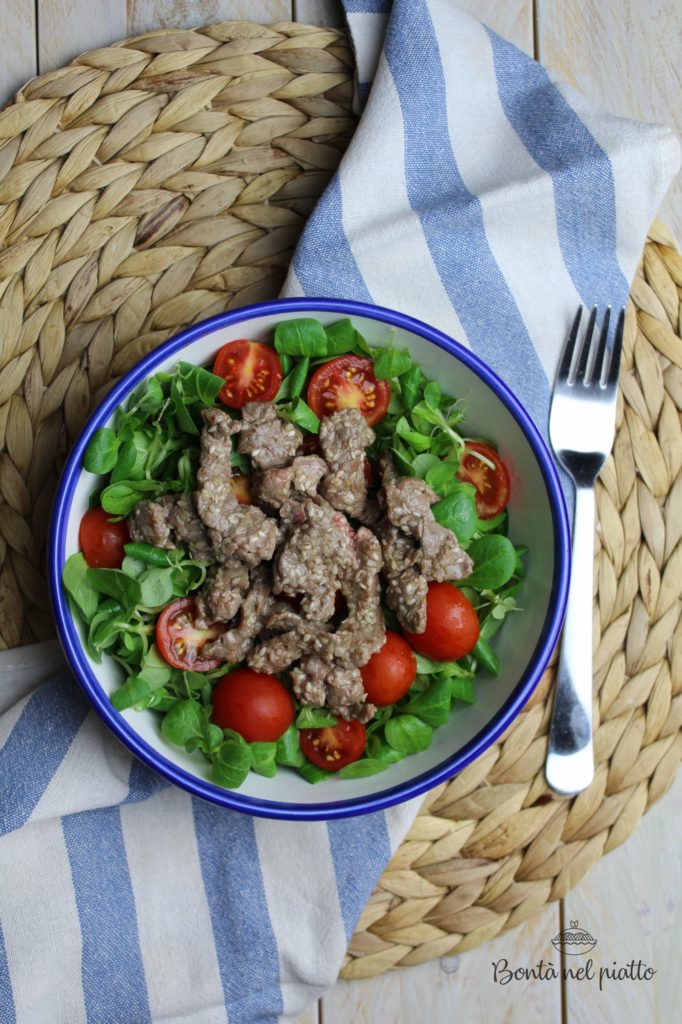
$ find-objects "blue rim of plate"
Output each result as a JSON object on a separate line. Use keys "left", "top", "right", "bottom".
{"left": 49, "top": 296, "right": 571, "bottom": 821}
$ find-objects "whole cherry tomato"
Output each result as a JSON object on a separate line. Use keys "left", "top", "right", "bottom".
{"left": 402, "top": 582, "right": 480, "bottom": 662}
{"left": 79, "top": 506, "right": 130, "bottom": 569}
{"left": 360, "top": 630, "right": 417, "bottom": 706}
{"left": 211, "top": 668, "right": 294, "bottom": 742}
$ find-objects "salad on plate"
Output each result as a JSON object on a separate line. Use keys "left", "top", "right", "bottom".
{"left": 62, "top": 317, "right": 526, "bottom": 788}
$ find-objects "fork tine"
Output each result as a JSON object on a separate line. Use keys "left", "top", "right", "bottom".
{"left": 587, "top": 306, "right": 610, "bottom": 385}
{"left": 556, "top": 306, "right": 583, "bottom": 384}
{"left": 602, "top": 306, "right": 625, "bottom": 389}
{"left": 573, "top": 305, "right": 597, "bottom": 385}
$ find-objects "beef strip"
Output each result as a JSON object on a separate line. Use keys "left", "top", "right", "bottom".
{"left": 273, "top": 498, "right": 355, "bottom": 621}
{"left": 375, "top": 518, "right": 419, "bottom": 576}
{"left": 292, "top": 455, "right": 327, "bottom": 496}
{"left": 168, "top": 493, "right": 213, "bottom": 561}
{"left": 387, "top": 568, "right": 429, "bottom": 634}
{"left": 209, "top": 504, "right": 279, "bottom": 568}
{"left": 253, "top": 455, "right": 327, "bottom": 510}
{"left": 237, "top": 401, "right": 302, "bottom": 470}
{"left": 128, "top": 493, "right": 212, "bottom": 561}
{"left": 128, "top": 496, "right": 174, "bottom": 549}
{"left": 195, "top": 408, "right": 240, "bottom": 530}
{"left": 375, "top": 517, "right": 426, "bottom": 632}
{"left": 420, "top": 518, "right": 474, "bottom": 582}
{"left": 202, "top": 567, "right": 273, "bottom": 663}
{"left": 379, "top": 460, "right": 473, "bottom": 631}
{"left": 290, "top": 654, "right": 327, "bottom": 707}
{"left": 194, "top": 407, "right": 279, "bottom": 567}
{"left": 273, "top": 528, "right": 383, "bottom": 721}
{"left": 254, "top": 465, "right": 294, "bottom": 509}
{"left": 194, "top": 560, "right": 250, "bottom": 627}
{"left": 290, "top": 656, "right": 375, "bottom": 723}
{"left": 248, "top": 615, "right": 331, "bottom": 674}
{"left": 334, "top": 527, "right": 385, "bottom": 667}
{"left": 319, "top": 409, "right": 374, "bottom": 518}
{"left": 382, "top": 474, "right": 439, "bottom": 533}
{"left": 383, "top": 470, "right": 473, "bottom": 579}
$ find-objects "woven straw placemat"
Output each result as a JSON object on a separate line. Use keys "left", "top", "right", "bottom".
{"left": 0, "top": 21, "right": 679, "bottom": 979}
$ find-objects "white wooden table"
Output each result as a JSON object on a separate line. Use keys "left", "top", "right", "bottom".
{"left": 1, "top": 2, "right": 679, "bottom": 1021}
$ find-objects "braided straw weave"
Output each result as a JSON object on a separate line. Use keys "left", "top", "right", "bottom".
{"left": 0, "top": 22, "right": 679, "bottom": 978}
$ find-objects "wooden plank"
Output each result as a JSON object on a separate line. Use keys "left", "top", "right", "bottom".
{"left": 322, "top": 905, "right": 562, "bottom": 1023}
{"left": 294, "top": 0, "right": 344, "bottom": 28}
{"left": 127, "top": 0, "right": 292, "bottom": 36}
{"left": 455, "top": 0, "right": 534, "bottom": 55}
{"left": 563, "top": 771, "right": 682, "bottom": 1023}
{"left": 37, "top": 0, "right": 127, "bottom": 72}
{"left": 0, "top": 1, "right": 37, "bottom": 105}
{"left": 295, "top": 0, "right": 533, "bottom": 51}
{"left": 537, "top": 0, "right": 682, "bottom": 241}
{"left": 294, "top": 1005, "right": 319, "bottom": 1024}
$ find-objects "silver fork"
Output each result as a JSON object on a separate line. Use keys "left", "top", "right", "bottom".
{"left": 545, "top": 305, "right": 625, "bottom": 796}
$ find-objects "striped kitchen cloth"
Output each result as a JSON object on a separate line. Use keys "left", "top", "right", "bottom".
{"left": 0, "top": 3, "right": 678, "bottom": 1023}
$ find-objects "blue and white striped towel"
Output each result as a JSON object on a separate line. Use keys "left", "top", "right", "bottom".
{"left": 0, "top": 3, "right": 678, "bottom": 1022}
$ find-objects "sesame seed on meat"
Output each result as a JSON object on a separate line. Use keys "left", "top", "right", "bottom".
{"left": 318, "top": 408, "right": 374, "bottom": 518}
{"left": 237, "top": 401, "right": 302, "bottom": 470}
{"left": 378, "top": 456, "right": 473, "bottom": 632}
{"left": 194, "top": 560, "right": 250, "bottom": 628}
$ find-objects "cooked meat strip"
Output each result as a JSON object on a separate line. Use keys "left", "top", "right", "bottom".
{"left": 274, "top": 498, "right": 355, "bottom": 621}
{"left": 248, "top": 617, "right": 331, "bottom": 674}
{"left": 387, "top": 568, "right": 428, "bottom": 634}
{"left": 420, "top": 518, "right": 474, "bottom": 582}
{"left": 383, "top": 474, "right": 439, "bottom": 534}
{"left": 128, "top": 493, "right": 212, "bottom": 561}
{"left": 254, "top": 465, "right": 294, "bottom": 509}
{"left": 194, "top": 406, "right": 280, "bottom": 567}
{"left": 290, "top": 654, "right": 327, "bottom": 707}
{"left": 292, "top": 455, "right": 327, "bottom": 496}
{"left": 270, "top": 528, "right": 383, "bottom": 719}
{"left": 290, "top": 657, "right": 375, "bottom": 723}
{"left": 382, "top": 467, "right": 472, "bottom": 579}
{"left": 375, "top": 518, "right": 419, "bottom": 576}
{"left": 334, "top": 527, "right": 385, "bottom": 667}
{"left": 326, "top": 665, "right": 370, "bottom": 719}
{"left": 209, "top": 504, "right": 279, "bottom": 568}
{"left": 202, "top": 567, "right": 273, "bottom": 663}
{"left": 168, "top": 493, "right": 213, "bottom": 561}
{"left": 196, "top": 408, "right": 240, "bottom": 529}
{"left": 375, "top": 516, "right": 426, "bottom": 632}
{"left": 379, "top": 460, "right": 473, "bottom": 631}
{"left": 128, "top": 497, "right": 174, "bottom": 549}
{"left": 194, "top": 560, "right": 249, "bottom": 627}
{"left": 253, "top": 455, "right": 327, "bottom": 510}
{"left": 237, "top": 401, "right": 302, "bottom": 470}
{"left": 319, "top": 409, "right": 374, "bottom": 518}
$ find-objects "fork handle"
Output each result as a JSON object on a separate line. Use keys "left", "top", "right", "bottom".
{"left": 546, "top": 485, "right": 595, "bottom": 795}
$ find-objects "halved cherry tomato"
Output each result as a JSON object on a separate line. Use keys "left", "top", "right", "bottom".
{"left": 156, "top": 597, "right": 225, "bottom": 671}
{"left": 300, "top": 718, "right": 366, "bottom": 771}
{"left": 402, "top": 582, "right": 480, "bottom": 662}
{"left": 230, "top": 472, "right": 252, "bottom": 505}
{"left": 307, "top": 355, "right": 390, "bottom": 427}
{"left": 361, "top": 630, "right": 417, "bottom": 706}
{"left": 457, "top": 442, "right": 510, "bottom": 519}
{"left": 213, "top": 339, "right": 282, "bottom": 409}
{"left": 211, "top": 668, "right": 294, "bottom": 742}
{"left": 79, "top": 506, "right": 130, "bottom": 569}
